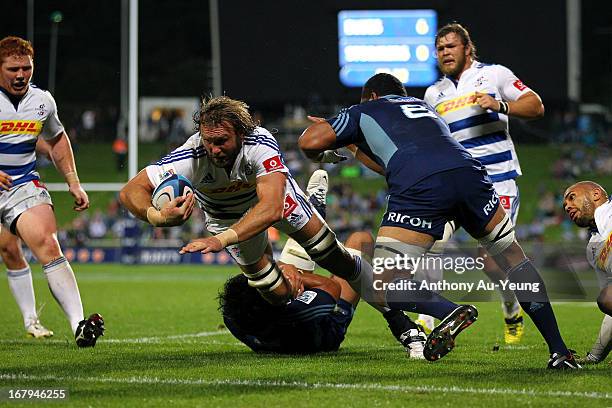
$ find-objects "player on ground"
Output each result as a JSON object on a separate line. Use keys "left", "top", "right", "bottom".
{"left": 0, "top": 36, "right": 104, "bottom": 346}
{"left": 299, "top": 73, "right": 578, "bottom": 368}
{"left": 120, "top": 97, "right": 426, "bottom": 356}
{"left": 221, "top": 230, "right": 427, "bottom": 354}
{"left": 420, "top": 23, "right": 545, "bottom": 343}
{"left": 563, "top": 181, "right": 611, "bottom": 364}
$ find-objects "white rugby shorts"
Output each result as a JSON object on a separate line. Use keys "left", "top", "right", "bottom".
{"left": 0, "top": 180, "right": 53, "bottom": 233}
{"left": 206, "top": 191, "right": 317, "bottom": 265}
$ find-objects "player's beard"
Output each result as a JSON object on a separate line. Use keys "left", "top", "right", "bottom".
{"left": 439, "top": 53, "right": 467, "bottom": 78}
{"left": 210, "top": 154, "right": 233, "bottom": 169}
{"left": 210, "top": 146, "right": 240, "bottom": 169}
{"left": 574, "top": 199, "right": 595, "bottom": 228}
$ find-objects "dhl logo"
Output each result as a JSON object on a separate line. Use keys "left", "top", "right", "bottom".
{"left": 596, "top": 231, "right": 612, "bottom": 269}
{"left": 436, "top": 93, "right": 482, "bottom": 116}
{"left": 0, "top": 120, "right": 42, "bottom": 135}
{"left": 203, "top": 181, "right": 255, "bottom": 194}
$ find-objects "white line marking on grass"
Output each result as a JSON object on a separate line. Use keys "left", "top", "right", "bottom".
{"left": 0, "top": 330, "right": 232, "bottom": 345}
{"left": 105, "top": 330, "right": 231, "bottom": 343}
{"left": 0, "top": 373, "right": 609, "bottom": 400}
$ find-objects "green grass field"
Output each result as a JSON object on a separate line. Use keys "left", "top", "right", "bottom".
{"left": 0, "top": 265, "right": 610, "bottom": 407}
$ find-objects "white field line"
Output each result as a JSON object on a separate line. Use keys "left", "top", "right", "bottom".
{"left": 0, "top": 373, "right": 609, "bottom": 400}
{"left": 0, "top": 330, "right": 234, "bottom": 345}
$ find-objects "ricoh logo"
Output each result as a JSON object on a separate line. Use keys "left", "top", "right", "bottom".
{"left": 483, "top": 193, "right": 499, "bottom": 216}
{"left": 0, "top": 120, "right": 42, "bottom": 135}
{"left": 386, "top": 212, "right": 432, "bottom": 229}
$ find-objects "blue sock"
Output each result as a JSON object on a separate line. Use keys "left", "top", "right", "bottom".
{"left": 385, "top": 279, "right": 458, "bottom": 319}
{"left": 508, "top": 259, "right": 569, "bottom": 355}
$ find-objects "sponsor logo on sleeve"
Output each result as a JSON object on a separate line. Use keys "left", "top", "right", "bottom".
{"left": 513, "top": 80, "right": 527, "bottom": 91}
{"left": 283, "top": 195, "right": 298, "bottom": 218}
{"left": 499, "top": 196, "right": 511, "bottom": 210}
{"left": 262, "top": 155, "right": 284, "bottom": 173}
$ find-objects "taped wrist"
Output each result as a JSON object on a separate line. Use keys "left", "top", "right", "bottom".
{"left": 146, "top": 206, "right": 166, "bottom": 226}
{"left": 245, "top": 261, "right": 284, "bottom": 292}
{"left": 216, "top": 228, "right": 239, "bottom": 249}
{"left": 498, "top": 101, "right": 509, "bottom": 115}
{"left": 65, "top": 171, "right": 80, "bottom": 186}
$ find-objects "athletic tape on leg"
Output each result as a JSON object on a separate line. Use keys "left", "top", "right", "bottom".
{"left": 244, "top": 261, "right": 283, "bottom": 292}
{"left": 301, "top": 224, "right": 340, "bottom": 263}
{"left": 279, "top": 238, "right": 316, "bottom": 272}
{"left": 478, "top": 213, "right": 515, "bottom": 256}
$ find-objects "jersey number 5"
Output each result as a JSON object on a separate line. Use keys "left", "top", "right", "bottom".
{"left": 401, "top": 104, "right": 437, "bottom": 119}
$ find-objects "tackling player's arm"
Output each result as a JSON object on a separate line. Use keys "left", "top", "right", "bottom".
{"left": 346, "top": 145, "right": 385, "bottom": 176}
{"left": 119, "top": 169, "right": 195, "bottom": 227}
{"left": 300, "top": 123, "right": 384, "bottom": 175}
{"left": 179, "top": 172, "right": 286, "bottom": 254}
{"left": 45, "top": 131, "right": 89, "bottom": 211}
{"left": 298, "top": 122, "right": 337, "bottom": 161}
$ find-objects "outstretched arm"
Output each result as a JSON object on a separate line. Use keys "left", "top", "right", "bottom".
{"left": 299, "top": 122, "right": 338, "bottom": 161}
{"left": 180, "top": 172, "right": 286, "bottom": 254}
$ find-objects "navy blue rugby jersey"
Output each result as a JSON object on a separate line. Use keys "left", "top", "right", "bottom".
{"left": 327, "top": 95, "right": 481, "bottom": 189}
{"left": 225, "top": 288, "right": 352, "bottom": 354}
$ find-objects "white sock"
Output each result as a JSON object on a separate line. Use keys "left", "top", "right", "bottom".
{"left": 413, "top": 252, "right": 442, "bottom": 331}
{"left": 589, "top": 314, "right": 612, "bottom": 361}
{"left": 500, "top": 291, "right": 520, "bottom": 319}
{"left": 7, "top": 266, "right": 38, "bottom": 328}
{"left": 416, "top": 314, "right": 435, "bottom": 331}
{"left": 43, "top": 256, "right": 84, "bottom": 333}
{"left": 347, "top": 255, "right": 382, "bottom": 305}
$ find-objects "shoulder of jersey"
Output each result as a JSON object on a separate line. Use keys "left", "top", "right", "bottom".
{"left": 596, "top": 200, "right": 612, "bottom": 232}
{"left": 475, "top": 61, "right": 495, "bottom": 69}
{"left": 29, "top": 84, "right": 54, "bottom": 100}
{"left": 427, "top": 76, "right": 448, "bottom": 91}
{"left": 188, "top": 132, "right": 207, "bottom": 156}
{"left": 243, "top": 126, "right": 282, "bottom": 153}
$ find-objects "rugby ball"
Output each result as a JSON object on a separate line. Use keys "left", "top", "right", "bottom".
{"left": 151, "top": 174, "right": 194, "bottom": 210}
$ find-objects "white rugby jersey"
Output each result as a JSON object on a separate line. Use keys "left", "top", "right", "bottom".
{"left": 145, "top": 128, "right": 312, "bottom": 220}
{"left": 424, "top": 61, "right": 532, "bottom": 188}
{"left": 587, "top": 200, "right": 612, "bottom": 285}
{"left": 0, "top": 85, "right": 64, "bottom": 187}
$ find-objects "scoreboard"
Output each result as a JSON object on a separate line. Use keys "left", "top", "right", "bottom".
{"left": 338, "top": 10, "right": 438, "bottom": 87}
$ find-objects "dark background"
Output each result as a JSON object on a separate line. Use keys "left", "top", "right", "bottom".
{"left": 4, "top": 0, "right": 611, "bottom": 113}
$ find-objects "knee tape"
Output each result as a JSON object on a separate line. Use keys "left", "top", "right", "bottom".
{"left": 244, "top": 261, "right": 283, "bottom": 292}
{"left": 302, "top": 224, "right": 342, "bottom": 262}
{"left": 372, "top": 237, "right": 427, "bottom": 276}
{"left": 429, "top": 220, "right": 457, "bottom": 255}
{"left": 478, "top": 213, "right": 515, "bottom": 256}
{"left": 279, "top": 238, "right": 316, "bottom": 272}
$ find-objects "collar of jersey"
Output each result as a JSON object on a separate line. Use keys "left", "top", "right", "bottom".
{"left": 444, "top": 60, "right": 480, "bottom": 84}
{"left": 0, "top": 85, "right": 28, "bottom": 110}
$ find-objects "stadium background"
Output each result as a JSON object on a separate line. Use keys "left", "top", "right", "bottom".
{"left": 4, "top": 0, "right": 611, "bottom": 260}
{"left": 0, "top": 2, "right": 611, "bottom": 406}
